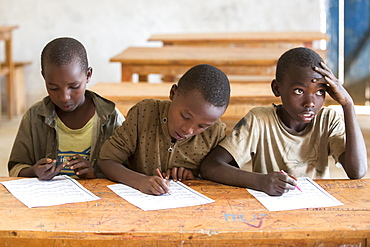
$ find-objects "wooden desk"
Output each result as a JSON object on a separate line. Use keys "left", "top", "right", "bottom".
{"left": 148, "top": 31, "right": 329, "bottom": 49}
{"left": 91, "top": 82, "right": 280, "bottom": 131}
{"left": 91, "top": 82, "right": 336, "bottom": 133}
{"left": 110, "top": 46, "right": 327, "bottom": 82}
{"left": 0, "top": 177, "right": 369, "bottom": 246}
{"left": 0, "top": 26, "right": 18, "bottom": 122}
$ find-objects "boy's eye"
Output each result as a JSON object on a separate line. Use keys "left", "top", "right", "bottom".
{"left": 70, "top": 85, "right": 80, "bottom": 89}
{"left": 48, "top": 87, "right": 58, "bottom": 91}
{"left": 293, "top": 89, "right": 303, "bottom": 95}
{"left": 181, "top": 112, "right": 190, "bottom": 120}
{"left": 199, "top": 125, "right": 209, "bottom": 130}
{"left": 316, "top": 90, "right": 325, "bottom": 96}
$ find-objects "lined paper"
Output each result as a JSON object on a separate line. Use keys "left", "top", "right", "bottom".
{"left": 1, "top": 175, "right": 100, "bottom": 208}
{"left": 108, "top": 180, "right": 214, "bottom": 211}
{"left": 247, "top": 177, "right": 343, "bottom": 211}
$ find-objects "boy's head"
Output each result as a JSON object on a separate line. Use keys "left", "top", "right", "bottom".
{"left": 275, "top": 47, "right": 324, "bottom": 83}
{"left": 168, "top": 64, "right": 230, "bottom": 140}
{"left": 271, "top": 47, "right": 327, "bottom": 130}
{"left": 41, "top": 37, "right": 92, "bottom": 113}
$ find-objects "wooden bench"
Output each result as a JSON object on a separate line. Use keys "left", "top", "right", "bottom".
{"left": 110, "top": 46, "right": 327, "bottom": 83}
{"left": 91, "top": 82, "right": 336, "bottom": 133}
{"left": 148, "top": 31, "right": 329, "bottom": 49}
{"left": 1, "top": 61, "right": 31, "bottom": 117}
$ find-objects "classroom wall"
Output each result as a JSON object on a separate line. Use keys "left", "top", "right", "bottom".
{"left": 0, "top": 0, "right": 322, "bottom": 108}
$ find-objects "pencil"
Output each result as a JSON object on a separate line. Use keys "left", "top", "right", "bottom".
{"left": 156, "top": 168, "right": 171, "bottom": 195}
{"left": 280, "top": 170, "right": 302, "bottom": 192}
{"left": 156, "top": 168, "right": 165, "bottom": 179}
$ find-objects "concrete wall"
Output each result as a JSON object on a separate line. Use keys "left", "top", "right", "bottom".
{"left": 0, "top": 0, "right": 322, "bottom": 108}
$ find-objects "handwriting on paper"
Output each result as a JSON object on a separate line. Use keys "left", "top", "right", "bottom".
{"left": 0, "top": 175, "right": 100, "bottom": 208}
{"left": 108, "top": 180, "right": 214, "bottom": 211}
{"left": 247, "top": 177, "right": 343, "bottom": 211}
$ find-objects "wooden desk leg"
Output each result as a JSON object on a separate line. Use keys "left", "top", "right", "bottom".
{"left": 138, "top": 74, "right": 148, "bottom": 82}
{"left": 162, "top": 74, "right": 176, "bottom": 82}
{"left": 121, "top": 65, "right": 133, "bottom": 82}
{"left": 5, "top": 36, "right": 15, "bottom": 120}
{"left": 304, "top": 41, "right": 313, "bottom": 48}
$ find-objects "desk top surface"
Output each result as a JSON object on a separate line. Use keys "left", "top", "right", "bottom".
{"left": 110, "top": 46, "right": 327, "bottom": 66}
{"left": 0, "top": 26, "right": 18, "bottom": 32}
{"left": 0, "top": 26, "right": 18, "bottom": 41}
{"left": 91, "top": 82, "right": 274, "bottom": 101}
{"left": 148, "top": 31, "right": 330, "bottom": 43}
{"left": 0, "top": 177, "right": 369, "bottom": 243}
{"left": 90, "top": 82, "right": 336, "bottom": 106}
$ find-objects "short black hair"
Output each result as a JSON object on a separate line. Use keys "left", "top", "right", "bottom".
{"left": 41, "top": 37, "right": 88, "bottom": 72}
{"left": 276, "top": 47, "right": 324, "bottom": 83}
{"left": 177, "top": 64, "right": 230, "bottom": 108}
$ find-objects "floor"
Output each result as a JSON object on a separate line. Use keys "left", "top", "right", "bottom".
{"left": 0, "top": 114, "right": 369, "bottom": 179}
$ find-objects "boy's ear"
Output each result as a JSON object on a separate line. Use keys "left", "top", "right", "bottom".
{"left": 169, "top": 84, "right": 178, "bottom": 101}
{"left": 86, "top": 67, "right": 93, "bottom": 83}
{"left": 271, "top": 79, "right": 281, "bottom": 97}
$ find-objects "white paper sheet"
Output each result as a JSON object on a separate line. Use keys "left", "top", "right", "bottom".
{"left": 108, "top": 180, "right": 214, "bottom": 211}
{"left": 247, "top": 177, "right": 343, "bottom": 211}
{"left": 1, "top": 175, "right": 100, "bottom": 208}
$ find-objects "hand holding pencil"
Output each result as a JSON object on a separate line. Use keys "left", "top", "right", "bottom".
{"left": 260, "top": 171, "right": 300, "bottom": 196}
{"left": 280, "top": 170, "right": 302, "bottom": 192}
{"left": 156, "top": 168, "right": 171, "bottom": 195}
{"left": 136, "top": 168, "right": 171, "bottom": 195}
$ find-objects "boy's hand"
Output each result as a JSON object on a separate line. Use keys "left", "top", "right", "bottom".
{"left": 164, "top": 167, "right": 195, "bottom": 182}
{"left": 137, "top": 176, "right": 171, "bottom": 195}
{"left": 67, "top": 155, "right": 96, "bottom": 179}
{"left": 314, "top": 62, "right": 353, "bottom": 106}
{"left": 260, "top": 172, "right": 297, "bottom": 196}
{"left": 33, "top": 158, "right": 65, "bottom": 180}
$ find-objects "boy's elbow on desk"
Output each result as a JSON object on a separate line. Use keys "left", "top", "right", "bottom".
{"left": 344, "top": 162, "right": 368, "bottom": 180}
{"left": 347, "top": 169, "right": 368, "bottom": 180}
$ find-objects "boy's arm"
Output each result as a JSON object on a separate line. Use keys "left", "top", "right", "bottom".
{"left": 97, "top": 158, "right": 170, "bottom": 195}
{"left": 339, "top": 103, "right": 367, "bottom": 178}
{"left": 200, "top": 146, "right": 296, "bottom": 196}
{"left": 314, "top": 62, "right": 367, "bottom": 178}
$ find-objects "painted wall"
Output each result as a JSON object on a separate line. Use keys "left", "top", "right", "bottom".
{"left": 0, "top": 0, "right": 322, "bottom": 107}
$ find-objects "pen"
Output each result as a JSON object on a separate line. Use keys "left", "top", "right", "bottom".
{"left": 280, "top": 170, "right": 302, "bottom": 192}
{"left": 156, "top": 168, "right": 171, "bottom": 195}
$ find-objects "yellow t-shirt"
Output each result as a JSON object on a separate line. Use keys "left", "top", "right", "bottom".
{"left": 56, "top": 113, "right": 96, "bottom": 177}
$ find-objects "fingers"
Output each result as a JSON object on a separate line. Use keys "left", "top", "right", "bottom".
{"left": 36, "top": 159, "right": 61, "bottom": 180}
{"left": 315, "top": 62, "right": 333, "bottom": 76}
{"left": 149, "top": 177, "right": 171, "bottom": 195}
{"left": 171, "top": 167, "right": 178, "bottom": 181}
{"left": 183, "top": 169, "right": 195, "bottom": 180}
{"left": 53, "top": 162, "right": 67, "bottom": 176}
{"left": 35, "top": 157, "right": 53, "bottom": 166}
{"left": 164, "top": 170, "right": 171, "bottom": 180}
{"left": 166, "top": 167, "right": 195, "bottom": 181}
{"left": 171, "top": 167, "right": 188, "bottom": 181}
{"left": 67, "top": 156, "right": 94, "bottom": 177}
{"left": 313, "top": 62, "right": 340, "bottom": 85}
{"left": 264, "top": 172, "right": 296, "bottom": 196}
